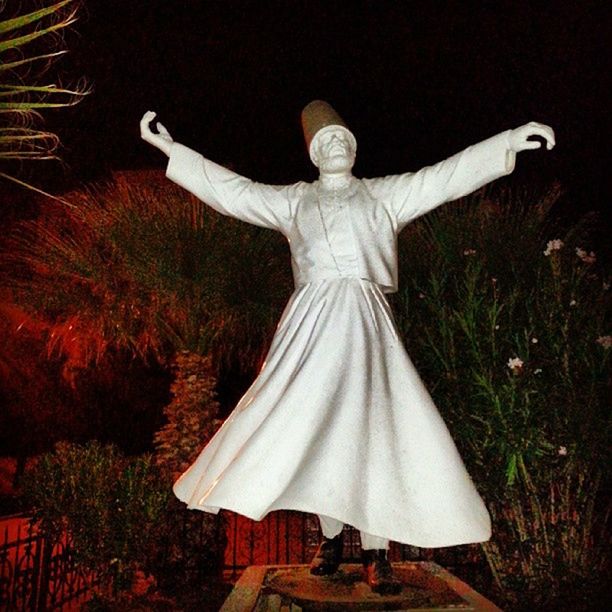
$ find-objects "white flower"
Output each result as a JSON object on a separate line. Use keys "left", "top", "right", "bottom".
{"left": 495, "top": 324, "right": 500, "bottom": 330}
{"left": 596, "top": 335, "right": 612, "bottom": 349}
{"left": 569, "top": 299, "right": 577, "bottom": 306}
{"left": 507, "top": 357, "right": 524, "bottom": 373}
{"left": 418, "top": 292, "right": 426, "bottom": 299}
{"left": 531, "top": 337, "right": 538, "bottom": 344}
{"left": 558, "top": 446, "right": 568, "bottom": 456}
{"left": 544, "top": 239, "right": 564, "bottom": 256}
{"left": 491, "top": 277, "right": 498, "bottom": 284}
{"left": 463, "top": 248, "right": 477, "bottom": 256}
{"left": 576, "top": 247, "right": 596, "bottom": 264}
{"left": 534, "top": 368, "right": 542, "bottom": 374}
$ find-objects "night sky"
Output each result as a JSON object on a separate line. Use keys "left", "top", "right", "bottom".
{"left": 12, "top": 1, "right": 612, "bottom": 225}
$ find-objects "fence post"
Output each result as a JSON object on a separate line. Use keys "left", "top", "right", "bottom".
{"left": 35, "top": 527, "right": 52, "bottom": 612}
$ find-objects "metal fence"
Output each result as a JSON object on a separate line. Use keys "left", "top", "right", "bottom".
{"left": 1, "top": 510, "right": 488, "bottom": 610}
{"left": 223, "top": 509, "right": 487, "bottom": 582}
{"left": 0, "top": 516, "right": 100, "bottom": 611}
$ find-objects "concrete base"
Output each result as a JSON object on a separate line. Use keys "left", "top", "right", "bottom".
{"left": 220, "top": 561, "right": 502, "bottom": 611}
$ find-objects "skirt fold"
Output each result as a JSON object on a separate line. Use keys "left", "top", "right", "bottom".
{"left": 173, "top": 278, "right": 491, "bottom": 547}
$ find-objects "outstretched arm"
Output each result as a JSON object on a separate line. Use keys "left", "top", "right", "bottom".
{"left": 367, "top": 122, "right": 555, "bottom": 229}
{"left": 139, "top": 111, "right": 303, "bottom": 233}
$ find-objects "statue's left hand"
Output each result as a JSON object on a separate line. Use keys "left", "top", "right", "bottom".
{"left": 509, "top": 121, "right": 555, "bottom": 152}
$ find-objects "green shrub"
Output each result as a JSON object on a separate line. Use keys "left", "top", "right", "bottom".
{"left": 394, "top": 187, "right": 610, "bottom": 608}
{"left": 22, "top": 441, "right": 171, "bottom": 593}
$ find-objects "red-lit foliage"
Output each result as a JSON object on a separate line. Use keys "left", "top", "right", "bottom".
{"left": 1, "top": 171, "right": 291, "bottom": 389}
{"left": 0, "top": 291, "right": 84, "bottom": 477}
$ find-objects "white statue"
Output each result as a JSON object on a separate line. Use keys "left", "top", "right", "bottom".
{"left": 140, "top": 102, "right": 554, "bottom": 594}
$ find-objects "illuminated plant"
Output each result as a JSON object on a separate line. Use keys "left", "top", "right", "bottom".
{"left": 395, "top": 185, "right": 610, "bottom": 607}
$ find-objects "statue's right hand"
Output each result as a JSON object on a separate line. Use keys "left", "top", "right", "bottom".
{"left": 140, "top": 110, "right": 173, "bottom": 157}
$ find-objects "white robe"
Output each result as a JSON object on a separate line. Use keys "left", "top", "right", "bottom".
{"left": 167, "top": 131, "right": 515, "bottom": 547}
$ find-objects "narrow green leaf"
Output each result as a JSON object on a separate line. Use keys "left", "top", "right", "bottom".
{"left": 0, "top": 133, "right": 58, "bottom": 142}
{"left": 0, "top": 1, "right": 72, "bottom": 35}
{"left": 505, "top": 453, "right": 517, "bottom": 486}
{"left": 0, "top": 100, "right": 81, "bottom": 110}
{"left": 0, "top": 171, "right": 76, "bottom": 207}
{"left": 0, "top": 14, "right": 77, "bottom": 53}
{"left": 0, "top": 84, "right": 87, "bottom": 96}
{"left": 0, "top": 51, "right": 68, "bottom": 73}
{"left": 4, "top": 154, "right": 59, "bottom": 161}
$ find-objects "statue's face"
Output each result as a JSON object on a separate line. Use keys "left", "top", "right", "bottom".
{"left": 310, "top": 126, "right": 356, "bottom": 174}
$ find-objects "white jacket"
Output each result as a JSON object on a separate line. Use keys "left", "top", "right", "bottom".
{"left": 166, "top": 131, "right": 515, "bottom": 293}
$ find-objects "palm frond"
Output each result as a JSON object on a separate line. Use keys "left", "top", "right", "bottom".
{"left": 0, "top": 50, "right": 68, "bottom": 73}
{"left": 1, "top": 172, "right": 291, "bottom": 380}
{"left": 0, "top": 2, "right": 77, "bottom": 52}
{"left": 0, "top": 1, "right": 73, "bottom": 35}
{"left": 0, "top": 83, "right": 88, "bottom": 96}
{"left": 0, "top": 0, "right": 87, "bottom": 198}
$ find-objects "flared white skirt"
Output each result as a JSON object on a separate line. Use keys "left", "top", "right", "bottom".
{"left": 173, "top": 277, "right": 491, "bottom": 548}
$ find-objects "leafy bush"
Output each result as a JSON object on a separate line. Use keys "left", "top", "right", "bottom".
{"left": 394, "top": 186, "right": 610, "bottom": 608}
{"left": 22, "top": 441, "right": 171, "bottom": 593}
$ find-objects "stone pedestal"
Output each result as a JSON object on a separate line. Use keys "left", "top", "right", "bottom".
{"left": 220, "top": 561, "right": 502, "bottom": 611}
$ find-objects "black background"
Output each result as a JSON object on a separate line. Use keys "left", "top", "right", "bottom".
{"left": 7, "top": 1, "right": 612, "bottom": 225}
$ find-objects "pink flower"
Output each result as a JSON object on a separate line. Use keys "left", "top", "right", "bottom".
{"left": 596, "top": 335, "right": 612, "bottom": 349}
{"left": 463, "top": 248, "right": 477, "bottom": 256}
{"left": 544, "top": 239, "right": 564, "bottom": 256}
{"left": 507, "top": 357, "right": 524, "bottom": 373}
{"left": 576, "top": 247, "right": 596, "bottom": 264}
{"left": 558, "top": 446, "right": 568, "bottom": 456}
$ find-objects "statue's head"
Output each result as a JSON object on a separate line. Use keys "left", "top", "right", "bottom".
{"left": 301, "top": 100, "right": 356, "bottom": 173}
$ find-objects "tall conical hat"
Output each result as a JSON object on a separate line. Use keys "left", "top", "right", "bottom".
{"left": 301, "top": 100, "right": 356, "bottom": 156}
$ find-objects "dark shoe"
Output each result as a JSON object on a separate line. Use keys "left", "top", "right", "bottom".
{"left": 309, "top": 532, "right": 344, "bottom": 575}
{"left": 362, "top": 549, "right": 402, "bottom": 595}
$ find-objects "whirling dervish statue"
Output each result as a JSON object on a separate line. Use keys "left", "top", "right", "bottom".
{"left": 140, "top": 101, "right": 554, "bottom": 594}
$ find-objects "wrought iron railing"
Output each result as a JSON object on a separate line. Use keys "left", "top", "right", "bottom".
{"left": 222, "top": 509, "right": 487, "bottom": 581}
{"left": 1, "top": 510, "right": 488, "bottom": 610}
{"left": 0, "top": 515, "right": 100, "bottom": 611}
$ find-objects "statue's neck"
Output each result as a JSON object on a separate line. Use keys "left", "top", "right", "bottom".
{"left": 318, "top": 172, "right": 353, "bottom": 192}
